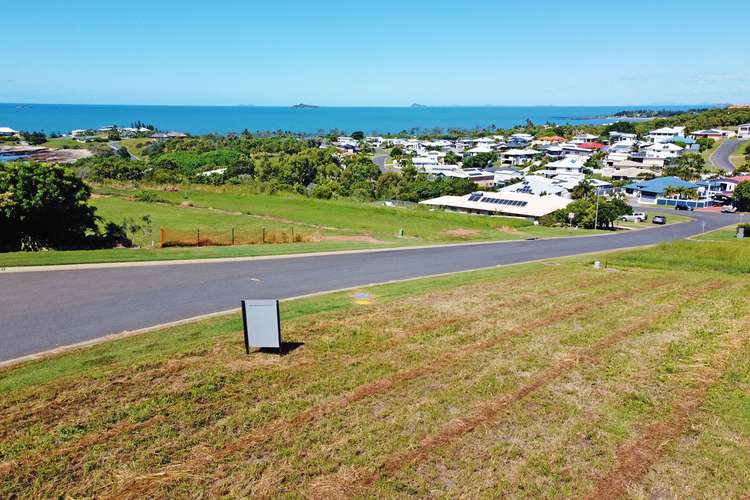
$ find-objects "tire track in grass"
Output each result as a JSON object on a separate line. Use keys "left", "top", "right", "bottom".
{"left": 2, "top": 270, "right": 599, "bottom": 490}
{"left": 586, "top": 318, "right": 750, "bottom": 500}
{"left": 117, "top": 274, "right": 647, "bottom": 494}
{"left": 337, "top": 281, "right": 725, "bottom": 495}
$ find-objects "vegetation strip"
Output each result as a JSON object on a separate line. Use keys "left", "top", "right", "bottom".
{"left": 349, "top": 282, "right": 724, "bottom": 492}
{"left": 586, "top": 320, "right": 750, "bottom": 499}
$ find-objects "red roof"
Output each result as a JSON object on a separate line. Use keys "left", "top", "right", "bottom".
{"left": 578, "top": 142, "right": 605, "bottom": 150}
{"left": 729, "top": 175, "right": 750, "bottom": 183}
{"left": 540, "top": 135, "right": 566, "bottom": 143}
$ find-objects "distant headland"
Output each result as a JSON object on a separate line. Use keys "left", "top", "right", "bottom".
{"left": 291, "top": 103, "right": 320, "bottom": 109}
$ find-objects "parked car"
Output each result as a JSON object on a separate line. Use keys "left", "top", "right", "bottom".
{"left": 674, "top": 204, "right": 693, "bottom": 211}
{"left": 721, "top": 205, "right": 738, "bottom": 213}
{"left": 652, "top": 215, "right": 667, "bottom": 224}
{"left": 620, "top": 212, "right": 647, "bottom": 223}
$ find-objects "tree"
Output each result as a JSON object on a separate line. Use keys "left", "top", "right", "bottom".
{"left": 20, "top": 130, "right": 47, "bottom": 145}
{"left": 733, "top": 181, "right": 750, "bottom": 211}
{"left": 663, "top": 186, "right": 699, "bottom": 199}
{"left": 462, "top": 152, "right": 496, "bottom": 170}
{"left": 107, "top": 127, "right": 121, "bottom": 141}
{"left": 351, "top": 131, "right": 364, "bottom": 141}
{"left": 603, "top": 121, "right": 637, "bottom": 135}
{"left": 663, "top": 153, "right": 706, "bottom": 181}
{"left": 0, "top": 161, "right": 98, "bottom": 251}
{"left": 570, "top": 179, "right": 595, "bottom": 200}
{"left": 443, "top": 151, "right": 460, "bottom": 165}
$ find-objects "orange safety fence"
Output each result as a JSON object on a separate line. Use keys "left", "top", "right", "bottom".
{"left": 159, "top": 227, "right": 309, "bottom": 247}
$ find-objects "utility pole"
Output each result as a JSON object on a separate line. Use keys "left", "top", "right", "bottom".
{"left": 594, "top": 188, "right": 600, "bottom": 230}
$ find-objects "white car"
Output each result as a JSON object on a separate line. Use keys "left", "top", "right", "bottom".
{"left": 721, "top": 205, "right": 738, "bottom": 213}
{"left": 620, "top": 212, "right": 647, "bottom": 223}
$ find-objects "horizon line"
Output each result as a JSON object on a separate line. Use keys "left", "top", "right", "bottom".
{"left": 0, "top": 101, "right": 726, "bottom": 109}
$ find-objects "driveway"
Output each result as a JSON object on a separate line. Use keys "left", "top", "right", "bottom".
{"left": 0, "top": 210, "right": 741, "bottom": 363}
{"left": 710, "top": 139, "right": 744, "bottom": 172}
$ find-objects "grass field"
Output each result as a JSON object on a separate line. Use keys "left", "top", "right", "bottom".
{"left": 0, "top": 184, "right": 614, "bottom": 267}
{"left": 729, "top": 140, "right": 749, "bottom": 170}
{"left": 1, "top": 241, "right": 748, "bottom": 497}
{"left": 693, "top": 224, "right": 746, "bottom": 242}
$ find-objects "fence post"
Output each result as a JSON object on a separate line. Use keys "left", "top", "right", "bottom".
{"left": 197, "top": 228, "right": 200, "bottom": 247}
{"left": 291, "top": 227, "right": 294, "bottom": 243}
{"left": 159, "top": 228, "right": 165, "bottom": 248}
{"left": 262, "top": 227, "right": 266, "bottom": 244}
{"left": 231, "top": 227, "right": 235, "bottom": 246}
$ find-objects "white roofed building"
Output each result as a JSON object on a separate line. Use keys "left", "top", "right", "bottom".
{"left": 648, "top": 126, "right": 686, "bottom": 143}
{"left": 420, "top": 191, "right": 571, "bottom": 219}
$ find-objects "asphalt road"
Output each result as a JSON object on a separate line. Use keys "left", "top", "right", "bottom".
{"left": 0, "top": 210, "right": 740, "bottom": 362}
{"left": 710, "top": 139, "right": 743, "bottom": 172}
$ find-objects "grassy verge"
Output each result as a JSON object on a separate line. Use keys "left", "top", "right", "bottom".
{"left": 730, "top": 139, "right": 749, "bottom": 170}
{"left": 692, "top": 224, "right": 747, "bottom": 242}
{"left": 1, "top": 241, "right": 749, "bottom": 496}
{"left": 0, "top": 184, "right": 620, "bottom": 267}
{"left": 604, "top": 239, "right": 750, "bottom": 274}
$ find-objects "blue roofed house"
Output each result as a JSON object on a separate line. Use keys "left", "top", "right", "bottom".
{"left": 623, "top": 176, "right": 710, "bottom": 207}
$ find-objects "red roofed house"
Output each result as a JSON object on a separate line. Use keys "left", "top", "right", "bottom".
{"left": 577, "top": 142, "right": 605, "bottom": 150}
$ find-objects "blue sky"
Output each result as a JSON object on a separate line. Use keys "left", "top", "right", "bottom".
{"left": 3, "top": 0, "right": 749, "bottom": 106}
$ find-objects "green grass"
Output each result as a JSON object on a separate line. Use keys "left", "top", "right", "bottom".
{"left": 693, "top": 225, "right": 747, "bottom": 242}
{"left": 119, "top": 138, "right": 154, "bottom": 158}
{"left": 729, "top": 140, "right": 749, "bottom": 170}
{"left": 603, "top": 239, "right": 750, "bottom": 274}
{"left": 2, "top": 243, "right": 749, "bottom": 497}
{"left": 0, "top": 184, "right": 622, "bottom": 267}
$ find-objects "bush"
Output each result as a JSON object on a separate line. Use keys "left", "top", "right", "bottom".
{"left": 0, "top": 161, "right": 98, "bottom": 251}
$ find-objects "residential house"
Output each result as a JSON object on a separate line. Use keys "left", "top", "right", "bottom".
{"left": 420, "top": 191, "right": 571, "bottom": 220}
{"left": 648, "top": 126, "right": 686, "bottom": 143}
{"left": 540, "top": 156, "right": 587, "bottom": 177}
{"left": 499, "top": 175, "right": 567, "bottom": 197}
{"left": 690, "top": 129, "right": 734, "bottom": 140}
{"left": 500, "top": 148, "right": 540, "bottom": 166}
{"left": 0, "top": 127, "right": 18, "bottom": 137}
{"left": 571, "top": 133, "right": 598, "bottom": 144}
{"left": 737, "top": 124, "right": 750, "bottom": 139}
{"left": 623, "top": 176, "right": 700, "bottom": 203}
{"left": 609, "top": 131, "right": 637, "bottom": 141}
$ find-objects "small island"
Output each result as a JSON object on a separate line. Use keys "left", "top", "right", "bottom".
{"left": 291, "top": 103, "right": 319, "bottom": 109}
{"left": 410, "top": 103, "right": 427, "bottom": 108}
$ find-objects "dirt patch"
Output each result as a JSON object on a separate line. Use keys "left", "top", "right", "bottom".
{"left": 497, "top": 226, "right": 521, "bottom": 234}
{"left": 31, "top": 148, "right": 92, "bottom": 163}
{"left": 443, "top": 228, "right": 481, "bottom": 238}
{"left": 315, "top": 234, "right": 387, "bottom": 244}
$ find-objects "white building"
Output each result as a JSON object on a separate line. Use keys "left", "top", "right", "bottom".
{"left": 738, "top": 124, "right": 750, "bottom": 139}
{"left": 0, "top": 127, "right": 18, "bottom": 136}
{"left": 540, "top": 156, "right": 587, "bottom": 177}
{"left": 500, "top": 148, "right": 540, "bottom": 165}
{"left": 499, "top": 175, "right": 567, "bottom": 197}
{"left": 648, "top": 126, "right": 687, "bottom": 143}
{"left": 420, "top": 191, "right": 571, "bottom": 219}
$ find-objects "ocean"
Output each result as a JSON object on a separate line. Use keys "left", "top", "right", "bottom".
{"left": 0, "top": 103, "right": 699, "bottom": 136}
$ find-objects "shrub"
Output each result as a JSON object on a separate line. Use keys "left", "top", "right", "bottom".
{"left": 0, "top": 161, "right": 98, "bottom": 251}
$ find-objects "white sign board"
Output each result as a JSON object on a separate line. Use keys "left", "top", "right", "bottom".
{"left": 242, "top": 299, "right": 281, "bottom": 353}
{"left": 568, "top": 212, "right": 575, "bottom": 220}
